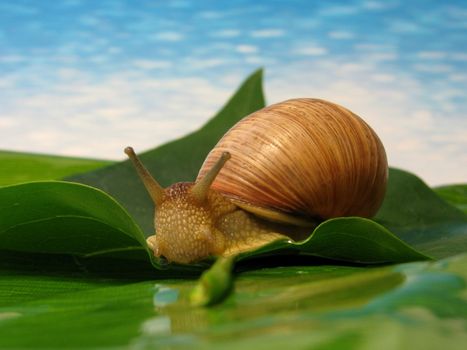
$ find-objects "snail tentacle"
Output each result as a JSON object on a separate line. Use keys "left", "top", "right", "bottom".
{"left": 124, "top": 146, "right": 165, "bottom": 206}
{"left": 191, "top": 152, "right": 231, "bottom": 203}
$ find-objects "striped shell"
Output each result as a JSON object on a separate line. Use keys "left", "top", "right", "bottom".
{"left": 197, "top": 98, "right": 388, "bottom": 223}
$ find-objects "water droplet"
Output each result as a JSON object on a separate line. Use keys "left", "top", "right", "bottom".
{"left": 153, "top": 284, "right": 180, "bottom": 307}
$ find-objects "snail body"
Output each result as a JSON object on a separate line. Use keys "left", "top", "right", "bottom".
{"left": 125, "top": 98, "right": 388, "bottom": 264}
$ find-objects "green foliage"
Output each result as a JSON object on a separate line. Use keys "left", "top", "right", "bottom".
{"left": 0, "top": 181, "right": 148, "bottom": 260}
{"left": 1, "top": 254, "right": 465, "bottom": 349}
{"left": 0, "top": 70, "right": 466, "bottom": 348}
{"left": 0, "top": 150, "right": 111, "bottom": 186}
{"left": 434, "top": 184, "right": 467, "bottom": 214}
{"left": 375, "top": 169, "right": 467, "bottom": 259}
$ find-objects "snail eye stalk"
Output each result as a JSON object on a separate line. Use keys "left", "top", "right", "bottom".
{"left": 191, "top": 152, "right": 231, "bottom": 203}
{"left": 124, "top": 146, "right": 165, "bottom": 207}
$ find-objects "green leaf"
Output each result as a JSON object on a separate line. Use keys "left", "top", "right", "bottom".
{"left": 0, "top": 181, "right": 149, "bottom": 263}
{"left": 434, "top": 184, "right": 467, "bottom": 214}
{"left": 0, "top": 150, "right": 112, "bottom": 186}
{"left": 68, "top": 69, "right": 266, "bottom": 234}
{"left": 1, "top": 254, "right": 465, "bottom": 348}
{"left": 375, "top": 168, "right": 467, "bottom": 259}
{"left": 376, "top": 169, "right": 466, "bottom": 228}
{"left": 297, "top": 217, "right": 430, "bottom": 263}
{"left": 237, "top": 217, "right": 430, "bottom": 264}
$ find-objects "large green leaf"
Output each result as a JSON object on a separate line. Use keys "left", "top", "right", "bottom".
{"left": 0, "top": 150, "right": 111, "bottom": 186}
{"left": 434, "top": 184, "right": 467, "bottom": 214}
{"left": 375, "top": 169, "right": 467, "bottom": 259}
{"left": 235, "top": 217, "right": 429, "bottom": 264}
{"left": 1, "top": 253, "right": 465, "bottom": 349}
{"left": 0, "top": 181, "right": 149, "bottom": 262}
{"left": 292, "top": 217, "right": 429, "bottom": 262}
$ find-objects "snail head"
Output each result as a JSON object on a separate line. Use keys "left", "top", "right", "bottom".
{"left": 124, "top": 147, "right": 231, "bottom": 264}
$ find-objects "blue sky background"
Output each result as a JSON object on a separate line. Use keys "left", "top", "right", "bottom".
{"left": 0, "top": 0, "right": 466, "bottom": 185}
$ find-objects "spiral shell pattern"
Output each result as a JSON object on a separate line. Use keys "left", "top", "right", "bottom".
{"left": 197, "top": 98, "right": 388, "bottom": 222}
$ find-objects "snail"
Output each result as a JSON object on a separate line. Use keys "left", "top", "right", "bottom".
{"left": 125, "top": 98, "right": 388, "bottom": 264}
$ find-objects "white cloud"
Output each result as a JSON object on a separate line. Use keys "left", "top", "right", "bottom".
{"left": 185, "top": 58, "right": 227, "bottom": 69}
{"left": 0, "top": 70, "right": 233, "bottom": 160}
{"left": 0, "top": 55, "right": 26, "bottom": 63}
{"left": 236, "top": 45, "right": 258, "bottom": 54}
{"left": 417, "top": 51, "right": 447, "bottom": 60}
{"left": 446, "top": 5, "right": 467, "bottom": 20}
{"left": 395, "top": 138, "right": 425, "bottom": 152}
{"left": 211, "top": 29, "right": 240, "bottom": 38}
{"left": 362, "top": 1, "right": 398, "bottom": 11}
{"left": 337, "top": 63, "right": 369, "bottom": 73}
{"left": 244, "top": 56, "right": 274, "bottom": 65}
{"left": 413, "top": 63, "right": 452, "bottom": 73}
{"left": 250, "top": 29, "right": 285, "bottom": 38}
{"left": 0, "top": 74, "right": 19, "bottom": 88}
{"left": 151, "top": 31, "right": 184, "bottom": 42}
{"left": 26, "top": 130, "right": 65, "bottom": 148}
{"left": 328, "top": 31, "right": 355, "bottom": 40}
{"left": 451, "top": 52, "right": 467, "bottom": 61}
{"left": 0, "top": 117, "right": 18, "bottom": 128}
{"left": 198, "top": 11, "right": 223, "bottom": 20}
{"left": 79, "top": 15, "right": 100, "bottom": 27}
{"left": 355, "top": 43, "right": 396, "bottom": 51}
{"left": 320, "top": 5, "right": 359, "bottom": 16}
{"left": 448, "top": 73, "right": 467, "bottom": 82}
{"left": 133, "top": 59, "right": 173, "bottom": 70}
{"left": 370, "top": 73, "right": 396, "bottom": 82}
{"left": 365, "top": 52, "right": 398, "bottom": 61}
{"left": 57, "top": 68, "right": 83, "bottom": 79}
{"left": 409, "top": 110, "right": 436, "bottom": 130}
{"left": 389, "top": 20, "right": 424, "bottom": 33}
{"left": 295, "top": 46, "right": 328, "bottom": 56}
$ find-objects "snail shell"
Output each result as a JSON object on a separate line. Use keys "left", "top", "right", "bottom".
{"left": 197, "top": 98, "right": 388, "bottom": 224}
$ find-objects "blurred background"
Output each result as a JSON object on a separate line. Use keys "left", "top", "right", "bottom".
{"left": 0, "top": 0, "right": 466, "bottom": 186}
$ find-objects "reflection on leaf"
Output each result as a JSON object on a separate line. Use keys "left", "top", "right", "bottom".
{"left": 133, "top": 254, "right": 467, "bottom": 349}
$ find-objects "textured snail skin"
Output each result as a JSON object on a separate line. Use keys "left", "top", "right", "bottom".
{"left": 198, "top": 98, "right": 388, "bottom": 222}
{"left": 146, "top": 182, "right": 296, "bottom": 264}
{"left": 126, "top": 147, "right": 294, "bottom": 264}
{"left": 146, "top": 182, "right": 230, "bottom": 264}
